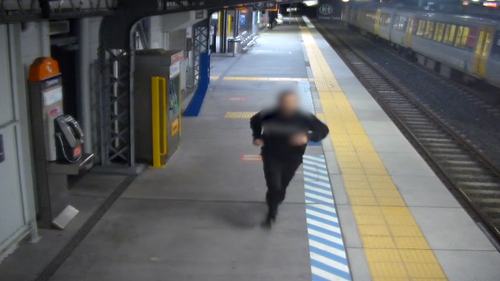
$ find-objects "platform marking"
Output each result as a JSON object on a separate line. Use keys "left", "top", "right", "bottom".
{"left": 225, "top": 111, "right": 325, "bottom": 120}
{"left": 300, "top": 16, "right": 448, "bottom": 280}
{"left": 240, "top": 154, "right": 262, "bottom": 162}
{"left": 228, "top": 97, "right": 247, "bottom": 101}
{"left": 302, "top": 155, "right": 352, "bottom": 281}
{"left": 223, "top": 77, "right": 313, "bottom": 82}
{"left": 225, "top": 112, "right": 256, "bottom": 118}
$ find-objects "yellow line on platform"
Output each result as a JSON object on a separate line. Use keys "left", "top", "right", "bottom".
{"left": 223, "top": 77, "right": 313, "bottom": 82}
{"left": 225, "top": 112, "right": 325, "bottom": 119}
{"left": 224, "top": 112, "right": 256, "bottom": 118}
{"left": 300, "top": 25, "right": 448, "bottom": 280}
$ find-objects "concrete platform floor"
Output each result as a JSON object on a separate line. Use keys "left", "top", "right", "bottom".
{"left": 1, "top": 18, "right": 500, "bottom": 281}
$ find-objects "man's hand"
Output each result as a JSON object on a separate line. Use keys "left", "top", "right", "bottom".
{"left": 253, "top": 139, "right": 264, "bottom": 146}
{"left": 291, "top": 134, "right": 308, "bottom": 146}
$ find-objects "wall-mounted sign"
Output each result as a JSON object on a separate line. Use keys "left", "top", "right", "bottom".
{"left": 317, "top": 0, "right": 335, "bottom": 20}
{"left": 195, "top": 10, "right": 204, "bottom": 19}
{"left": 254, "top": 2, "right": 265, "bottom": 9}
{"left": 170, "top": 62, "right": 181, "bottom": 78}
{"left": 0, "top": 134, "right": 4, "bottom": 164}
{"left": 265, "top": 2, "right": 276, "bottom": 8}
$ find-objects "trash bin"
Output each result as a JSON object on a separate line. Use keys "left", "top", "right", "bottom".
{"left": 228, "top": 38, "right": 242, "bottom": 56}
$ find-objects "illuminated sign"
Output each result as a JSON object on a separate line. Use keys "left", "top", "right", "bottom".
{"left": 318, "top": 4, "right": 333, "bottom": 16}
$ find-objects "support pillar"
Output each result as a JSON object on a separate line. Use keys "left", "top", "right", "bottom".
{"left": 221, "top": 10, "right": 228, "bottom": 53}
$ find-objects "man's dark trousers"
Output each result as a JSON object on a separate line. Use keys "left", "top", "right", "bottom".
{"left": 263, "top": 153, "right": 302, "bottom": 219}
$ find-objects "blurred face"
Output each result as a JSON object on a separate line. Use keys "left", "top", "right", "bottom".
{"left": 279, "top": 93, "right": 299, "bottom": 114}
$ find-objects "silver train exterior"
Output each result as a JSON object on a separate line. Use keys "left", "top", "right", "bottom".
{"left": 341, "top": 3, "right": 500, "bottom": 88}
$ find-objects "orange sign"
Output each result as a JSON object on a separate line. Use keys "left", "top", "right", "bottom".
{"left": 28, "top": 57, "right": 61, "bottom": 82}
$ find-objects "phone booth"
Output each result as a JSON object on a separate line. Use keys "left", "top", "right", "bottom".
{"left": 28, "top": 58, "right": 93, "bottom": 229}
{"left": 134, "top": 49, "right": 183, "bottom": 168}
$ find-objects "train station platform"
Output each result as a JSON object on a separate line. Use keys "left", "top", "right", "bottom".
{"left": 2, "top": 16, "right": 500, "bottom": 281}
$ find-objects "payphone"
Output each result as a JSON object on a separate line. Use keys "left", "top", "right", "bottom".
{"left": 134, "top": 49, "right": 183, "bottom": 167}
{"left": 28, "top": 57, "right": 93, "bottom": 229}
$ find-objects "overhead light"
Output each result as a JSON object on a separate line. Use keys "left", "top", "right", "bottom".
{"left": 484, "top": 1, "right": 498, "bottom": 6}
{"left": 342, "top": 0, "right": 349, "bottom": 2}
{"left": 302, "top": 1, "right": 318, "bottom": 6}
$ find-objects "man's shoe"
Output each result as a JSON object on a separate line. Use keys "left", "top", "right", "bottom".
{"left": 261, "top": 216, "right": 276, "bottom": 229}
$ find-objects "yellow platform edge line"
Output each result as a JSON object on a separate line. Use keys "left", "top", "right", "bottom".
{"left": 225, "top": 112, "right": 325, "bottom": 119}
{"left": 224, "top": 112, "right": 256, "bottom": 119}
{"left": 222, "top": 77, "right": 314, "bottom": 82}
{"left": 299, "top": 25, "right": 448, "bottom": 280}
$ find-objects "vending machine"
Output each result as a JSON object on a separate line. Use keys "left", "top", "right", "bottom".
{"left": 134, "top": 49, "right": 183, "bottom": 167}
{"left": 28, "top": 57, "right": 93, "bottom": 229}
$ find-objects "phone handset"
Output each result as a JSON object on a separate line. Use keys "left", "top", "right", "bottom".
{"left": 54, "top": 115, "right": 83, "bottom": 163}
{"left": 66, "top": 117, "right": 84, "bottom": 141}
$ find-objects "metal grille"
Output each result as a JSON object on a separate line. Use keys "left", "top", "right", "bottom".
{"left": 98, "top": 47, "right": 133, "bottom": 166}
{"left": 194, "top": 19, "right": 208, "bottom": 88}
{"left": 90, "top": 61, "right": 102, "bottom": 164}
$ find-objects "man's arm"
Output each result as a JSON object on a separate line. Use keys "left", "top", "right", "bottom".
{"left": 307, "top": 114, "right": 329, "bottom": 142}
{"left": 250, "top": 111, "right": 264, "bottom": 140}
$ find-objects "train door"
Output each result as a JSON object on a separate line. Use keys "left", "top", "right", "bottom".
{"left": 405, "top": 17, "right": 415, "bottom": 48}
{"left": 374, "top": 9, "right": 381, "bottom": 35}
{"left": 473, "top": 26, "right": 495, "bottom": 78}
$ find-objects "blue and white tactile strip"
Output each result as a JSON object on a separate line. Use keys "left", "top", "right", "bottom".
{"left": 298, "top": 81, "right": 322, "bottom": 147}
{"left": 302, "top": 155, "right": 352, "bottom": 281}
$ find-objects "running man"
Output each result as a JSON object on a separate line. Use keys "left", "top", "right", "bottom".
{"left": 250, "top": 90, "right": 329, "bottom": 228}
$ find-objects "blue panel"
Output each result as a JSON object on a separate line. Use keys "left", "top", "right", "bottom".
{"left": 184, "top": 52, "right": 210, "bottom": 117}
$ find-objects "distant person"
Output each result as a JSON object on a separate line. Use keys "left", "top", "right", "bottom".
{"left": 250, "top": 90, "right": 329, "bottom": 228}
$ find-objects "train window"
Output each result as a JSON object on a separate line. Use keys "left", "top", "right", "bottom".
{"left": 417, "top": 20, "right": 426, "bottom": 36}
{"left": 459, "top": 27, "right": 469, "bottom": 48}
{"left": 400, "top": 17, "right": 408, "bottom": 30}
{"left": 425, "top": 21, "right": 435, "bottom": 39}
{"left": 434, "top": 23, "right": 445, "bottom": 42}
{"left": 412, "top": 19, "right": 420, "bottom": 35}
{"left": 443, "top": 25, "right": 451, "bottom": 43}
{"left": 466, "top": 27, "right": 478, "bottom": 51}
{"left": 380, "top": 13, "right": 391, "bottom": 27}
{"left": 393, "top": 16, "right": 400, "bottom": 29}
{"left": 455, "top": 26, "right": 464, "bottom": 47}
{"left": 448, "top": 25, "right": 457, "bottom": 44}
{"left": 491, "top": 31, "right": 500, "bottom": 61}
{"left": 483, "top": 31, "right": 493, "bottom": 56}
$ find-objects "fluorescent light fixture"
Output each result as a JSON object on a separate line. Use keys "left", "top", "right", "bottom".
{"left": 484, "top": 1, "right": 498, "bottom": 6}
{"left": 303, "top": 1, "right": 318, "bottom": 6}
{"left": 342, "top": 0, "right": 349, "bottom": 2}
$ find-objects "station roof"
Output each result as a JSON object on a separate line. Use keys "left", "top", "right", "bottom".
{"left": 0, "top": 0, "right": 303, "bottom": 23}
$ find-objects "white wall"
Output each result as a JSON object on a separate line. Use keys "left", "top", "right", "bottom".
{"left": 0, "top": 21, "right": 48, "bottom": 262}
{"left": 149, "top": 16, "right": 164, "bottom": 49}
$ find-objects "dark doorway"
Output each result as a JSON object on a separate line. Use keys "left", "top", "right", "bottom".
{"left": 50, "top": 20, "right": 79, "bottom": 119}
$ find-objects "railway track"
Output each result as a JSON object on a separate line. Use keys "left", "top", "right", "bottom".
{"left": 312, "top": 20, "right": 500, "bottom": 244}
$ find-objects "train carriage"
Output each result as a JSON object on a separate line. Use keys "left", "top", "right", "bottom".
{"left": 341, "top": 3, "right": 500, "bottom": 88}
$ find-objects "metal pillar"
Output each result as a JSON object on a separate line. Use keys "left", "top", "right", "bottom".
{"left": 94, "top": 15, "right": 146, "bottom": 174}
{"left": 221, "top": 10, "right": 228, "bottom": 53}
{"left": 194, "top": 19, "right": 209, "bottom": 89}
